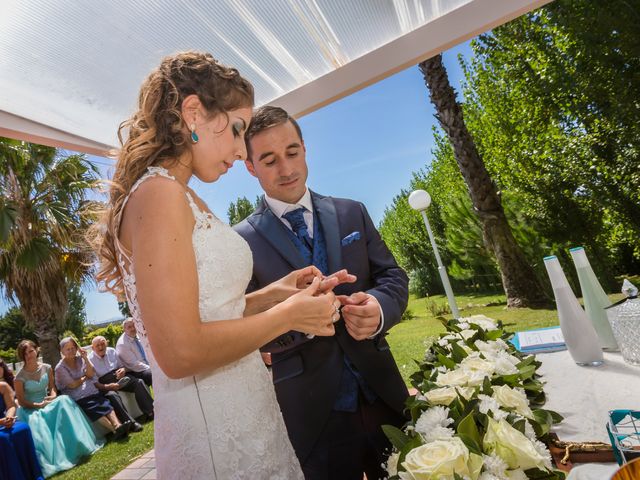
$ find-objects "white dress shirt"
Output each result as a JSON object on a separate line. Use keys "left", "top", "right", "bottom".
{"left": 88, "top": 346, "right": 122, "bottom": 378}
{"left": 116, "top": 333, "right": 151, "bottom": 373}
{"left": 264, "top": 188, "right": 384, "bottom": 338}
{"left": 265, "top": 188, "right": 314, "bottom": 237}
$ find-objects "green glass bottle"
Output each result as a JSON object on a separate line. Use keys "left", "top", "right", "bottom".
{"left": 569, "top": 247, "right": 618, "bottom": 351}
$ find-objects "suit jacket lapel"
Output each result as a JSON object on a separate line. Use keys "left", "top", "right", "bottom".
{"left": 248, "top": 199, "right": 308, "bottom": 270}
{"left": 312, "top": 192, "right": 342, "bottom": 274}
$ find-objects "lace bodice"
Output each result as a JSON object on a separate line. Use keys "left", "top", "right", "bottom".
{"left": 114, "top": 166, "right": 303, "bottom": 479}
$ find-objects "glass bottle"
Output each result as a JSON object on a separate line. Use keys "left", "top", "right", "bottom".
{"left": 569, "top": 247, "right": 618, "bottom": 351}
{"left": 544, "top": 255, "right": 604, "bottom": 366}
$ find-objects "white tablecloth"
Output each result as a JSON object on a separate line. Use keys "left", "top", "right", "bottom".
{"left": 537, "top": 350, "right": 640, "bottom": 479}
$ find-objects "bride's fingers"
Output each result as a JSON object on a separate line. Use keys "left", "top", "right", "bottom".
{"left": 318, "top": 276, "right": 339, "bottom": 293}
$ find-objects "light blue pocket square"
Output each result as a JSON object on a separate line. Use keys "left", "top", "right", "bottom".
{"left": 341, "top": 231, "right": 361, "bottom": 246}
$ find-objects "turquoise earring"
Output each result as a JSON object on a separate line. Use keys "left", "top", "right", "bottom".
{"left": 190, "top": 123, "right": 199, "bottom": 144}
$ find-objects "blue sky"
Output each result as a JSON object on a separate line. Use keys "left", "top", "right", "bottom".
{"left": 2, "top": 41, "right": 472, "bottom": 325}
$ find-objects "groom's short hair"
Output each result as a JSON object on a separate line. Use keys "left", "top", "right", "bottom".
{"left": 245, "top": 106, "right": 303, "bottom": 161}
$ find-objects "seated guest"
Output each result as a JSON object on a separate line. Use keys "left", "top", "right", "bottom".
{"left": 0, "top": 357, "right": 15, "bottom": 389}
{"left": 54, "top": 337, "right": 130, "bottom": 441}
{"left": 0, "top": 380, "right": 43, "bottom": 480}
{"left": 116, "top": 319, "right": 152, "bottom": 387}
{"left": 15, "top": 340, "right": 104, "bottom": 477}
{"left": 89, "top": 336, "right": 152, "bottom": 431}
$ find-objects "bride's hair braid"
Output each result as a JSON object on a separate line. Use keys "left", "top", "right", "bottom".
{"left": 88, "top": 51, "right": 254, "bottom": 295}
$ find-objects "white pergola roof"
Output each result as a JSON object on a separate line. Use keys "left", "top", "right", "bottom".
{"left": 0, "top": 0, "right": 549, "bottom": 156}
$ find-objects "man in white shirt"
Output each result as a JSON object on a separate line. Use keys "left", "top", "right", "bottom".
{"left": 234, "top": 106, "right": 409, "bottom": 480}
{"left": 90, "top": 335, "right": 154, "bottom": 421}
{"left": 115, "top": 318, "right": 152, "bottom": 387}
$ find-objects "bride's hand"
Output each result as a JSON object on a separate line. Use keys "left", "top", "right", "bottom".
{"left": 272, "top": 266, "right": 357, "bottom": 300}
{"left": 279, "top": 277, "right": 340, "bottom": 337}
{"left": 318, "top": 269, "right": 357, "bottom": 294}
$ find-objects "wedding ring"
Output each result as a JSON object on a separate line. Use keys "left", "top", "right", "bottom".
{"left": 332, "top": 305, "right": 341, "bottom": 322}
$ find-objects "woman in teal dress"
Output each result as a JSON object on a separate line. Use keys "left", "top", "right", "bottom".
{"left": 14, "top": 340, "right": 103, "bottom": 478}
{"left": 0, "top": 380, "right": 43, "bottom": 480}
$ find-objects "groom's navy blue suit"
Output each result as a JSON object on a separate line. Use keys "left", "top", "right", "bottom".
{"left": 234, "top": 191, "right": 409, "bottom": 479}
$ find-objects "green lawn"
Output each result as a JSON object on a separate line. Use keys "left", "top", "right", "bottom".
{"left": 50, "top": 422, "right": 154, "bottom": 480}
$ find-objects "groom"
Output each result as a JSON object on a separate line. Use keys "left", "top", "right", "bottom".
{"left": 234, "top": 106, "right": 409, "bottom": 480}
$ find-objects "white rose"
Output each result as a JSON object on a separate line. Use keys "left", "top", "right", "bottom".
{"left": 386, "top": 451, "right": 400, "bottom": 476}
{"left": 466, "top": 315, "right": 499, "bottom": 331}
{"left": 483, "top": 418, "right": 549, "bottom": 471}
{"left": 490, "top": 353, "right": 519, "bottom": 376}
{"left": 459, "top": 329, "right": 477, "bottom": 341}
{"left": 425, "top": 386, "right": 475, "bottom": 406}
{"left": 460, "top": 355, "right": 495, "bottom": 385}
{"left": 492, "top": 385, "right": 533, "bottom": 419}
{"left": 436, "top": 367, "right": 471, "bottom": 387}
{"left": 399, "top": 437, "right": 483, "bottom": 480}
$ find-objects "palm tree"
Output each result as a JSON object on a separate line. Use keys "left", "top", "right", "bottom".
{"left": 418, "top": 55, "right": 546, "bottom": 307}
{"left": 0, "top": 138, "right": 98, "bottom": 365}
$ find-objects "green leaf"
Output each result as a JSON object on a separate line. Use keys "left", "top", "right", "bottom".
{"left": 450, "top": 341, "right": 469, "bottom": 361}
{"left": 16, "top": 237, "right": 52, "bottom": 270}
{"left": 398, "top": 436, "right": 423, "bottom": 471}
{"left": 0, "top": 201, "right": 17, "bottom": 243}
{"left": 457, "top": 412, "right": 482, "bottom": 447}
{"left": 518, "top": 364, "right": 537, "bottom": 379}
{"left": 457, "top": 433, "right": 483, "bottom": 455}
{"left": 437, "top": 353, "right": 457, "bottom": 370}
{"left": 382, "top": 425, "right": 411, "bottom": 451}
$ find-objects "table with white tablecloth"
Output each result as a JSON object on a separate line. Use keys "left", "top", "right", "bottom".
{"left": 536, "top": 350, "right": 640, "bottom": 479}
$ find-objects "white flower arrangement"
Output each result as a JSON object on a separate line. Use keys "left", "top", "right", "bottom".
{"left": 383, "top": 316, "right": 564, "bottom": 480}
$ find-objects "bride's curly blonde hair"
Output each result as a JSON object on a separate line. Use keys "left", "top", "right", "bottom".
{"left": 89, "top": 51, "right": 254, "bottom": 295}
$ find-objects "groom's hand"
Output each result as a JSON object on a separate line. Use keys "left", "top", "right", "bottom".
{"left": 338, "top": 292, "right": 381, "bottom": 340}
{"left": 318, "top": 269, "right": 357, "bottom": 294}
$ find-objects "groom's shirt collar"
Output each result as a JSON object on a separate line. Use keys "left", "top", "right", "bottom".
{"left": 264, "top": 188, "right": 314, "bottom": 238}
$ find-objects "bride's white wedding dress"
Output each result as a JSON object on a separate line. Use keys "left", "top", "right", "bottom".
{"left": 115, "top": 166, "right": 304, "bottom": 479}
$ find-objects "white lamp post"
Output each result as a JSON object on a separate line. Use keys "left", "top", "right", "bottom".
{"left": 408, "top": 189, "right": 460, "bottom": 319}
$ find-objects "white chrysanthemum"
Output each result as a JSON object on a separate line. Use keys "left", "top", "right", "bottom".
{"left": 483, "top": 453, "right": 509, "bottom": 476}
{"left": 523, "top": 420, "right": 536, "bottom": 441}
{"left": 415, "top": 393, "right": 427, "bottom": 402}
{"left": 422, "top": 425, "right": 456, "bottom": 443}
{"left": 414, "top": 406, "right": 454, "bottom": 439}
{"left": 385, "top": 451, "right": 400, "bottom": 476}
{"left": 437, "top": 365, "right": 449, "bottom": 373}
{"left": 505, "top": 468, "right": 528, "bottom": 480}
{"left": 479, "top": 473, "right": 502, "bottom": 480}
{"left": 478, "top": 394, "right": 509, "bottom": 421}
{"left": 424, "top": 351, "right": 436, "bottom": 362}
{"left": 531, "top": 438, "right": 553, "bottom": 470}
{"left": 457, "top": 321, "right": 470, "bottom": 329}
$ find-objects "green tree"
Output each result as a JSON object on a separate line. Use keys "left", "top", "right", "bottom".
{"left": 0, "top": 138, "right": 99, "bottom": 365}
{"left": 462, "top": 0, "right": 640, "bottom": 281}
{"left": 418, "top": 54, "right": 546, "bottom": 307}
{"left": 0, "top": 307, "right": 36, "bottom": 351}
{"left": 64, "top": 282, "right": 87, "bottom": 341}
{"left": 227, "top": 196, "right": 260, "bottom": 226}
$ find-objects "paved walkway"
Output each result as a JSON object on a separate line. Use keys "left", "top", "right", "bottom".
{"left": 111, "top": 449, "right": 155, "bottom": 479}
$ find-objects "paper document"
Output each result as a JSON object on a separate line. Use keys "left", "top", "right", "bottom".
{"left": 517, "top": 327, "right": 565, "bottom": 349}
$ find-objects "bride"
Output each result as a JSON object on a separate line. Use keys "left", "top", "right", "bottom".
{"left": 91, "top": 51, "right": 351, "bottom": 479}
